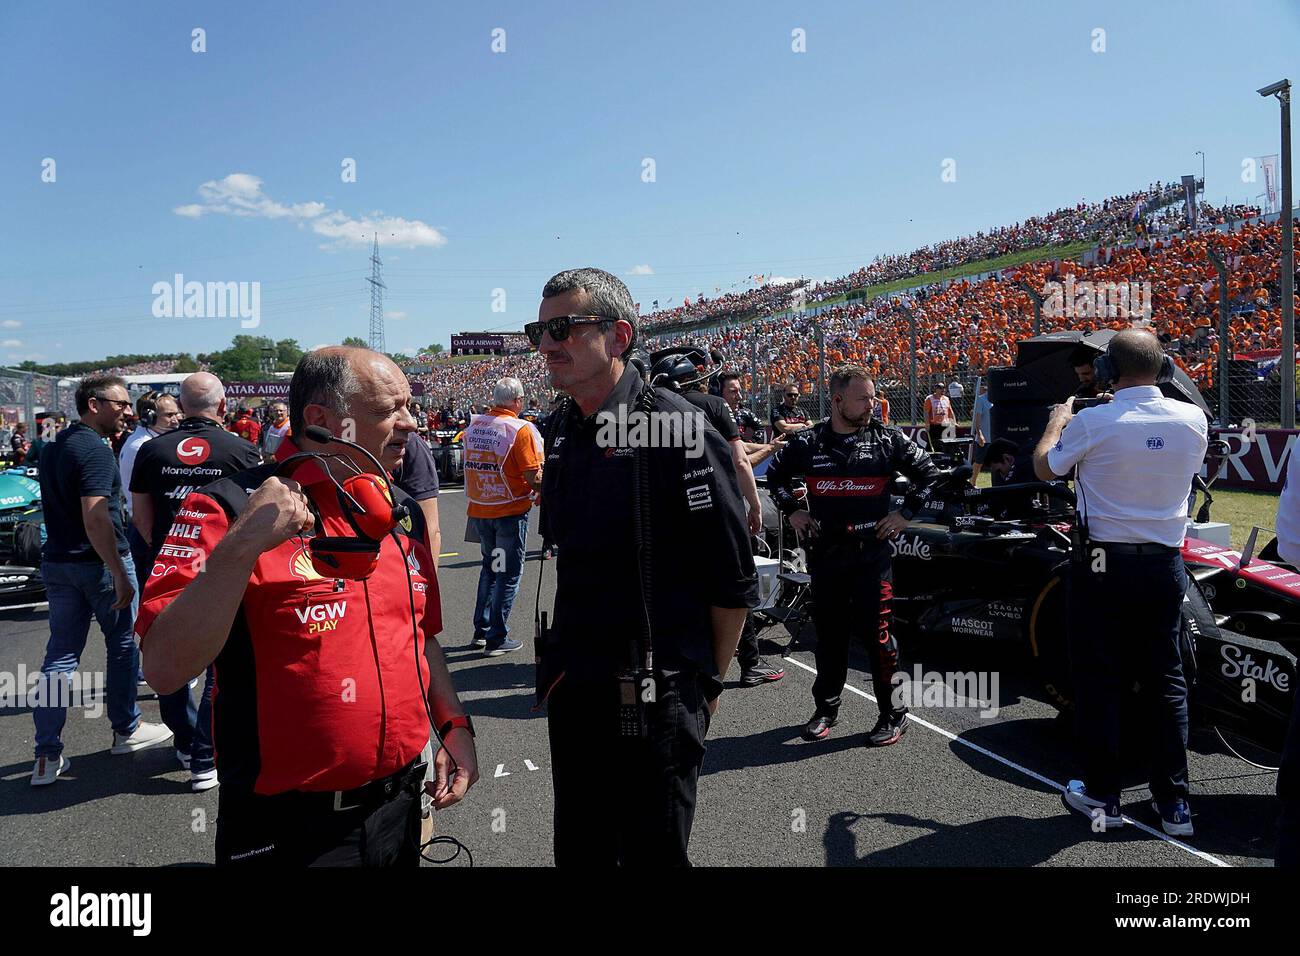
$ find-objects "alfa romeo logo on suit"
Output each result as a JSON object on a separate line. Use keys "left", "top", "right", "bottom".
{"left": 175, "top": 437, "right": 212, "bottom": 465}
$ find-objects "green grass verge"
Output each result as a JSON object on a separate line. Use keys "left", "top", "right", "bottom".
{"left": 802, "top": 239, "right": 1097, "bottom": 311}
{"left": 1199, "top": 486, "right": 1282, "bottom": 552}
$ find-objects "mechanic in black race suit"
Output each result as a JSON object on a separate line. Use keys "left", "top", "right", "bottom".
{"left": 766, "top": 364, "right": 942, "bottom": 745}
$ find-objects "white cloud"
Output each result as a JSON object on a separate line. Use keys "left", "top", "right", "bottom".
{"left": 173, "top": 173, "right": 447, "bottom": 250}
{"left": 3, "top": 339, "right": 22, "bottom": 348}
{"left": 627, "top": 264, "right": 654, "bottom": 276}
{"left": 388, "top": 311, "right": 409, "bottom": 321}
{"left": 1, "top": 320, "right": 20, "bottom": 329}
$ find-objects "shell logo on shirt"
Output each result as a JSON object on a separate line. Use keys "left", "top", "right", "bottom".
{"left": 290, "top": 545, "right": 323, "bottom": 582}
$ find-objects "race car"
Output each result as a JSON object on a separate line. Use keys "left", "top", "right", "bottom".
{"left": 882, "top": 467, "right": 1298, "bottom": 764}
{"left": 427, "top": 430, "right": 465, "bottom": 485}
{"left": 0, "top": 465, "right": 46, "bottom": 609}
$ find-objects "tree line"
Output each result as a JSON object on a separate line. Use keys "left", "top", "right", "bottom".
{"left": 16, "top": 336, "right": 441, "bottom": 381}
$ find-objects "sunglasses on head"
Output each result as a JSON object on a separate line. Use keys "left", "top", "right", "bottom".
{"left": 524, "top": 314, "right": 617, "bottom": 347}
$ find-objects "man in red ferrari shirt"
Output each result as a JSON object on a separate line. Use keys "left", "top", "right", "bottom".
{"left": 138, "top": 348, "right": 478, "bottom": 866}
{"left": 229, "top": 406, "right": 262, "bottom": 448}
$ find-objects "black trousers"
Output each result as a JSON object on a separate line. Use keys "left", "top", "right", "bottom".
{"left": 808, "top": 549, "right": 903, "bottom": 719}
{"left": 738, "top": 613, "right": 761, "bottom": 670}
{"left": 215, "top": 771, "right": 423, "bottom": 867}
{"left": 1066, "top": 546, "right": 1190, "bottom": 804}
{"left": 547, "top": 671, "right": 711, "bottom": 867}
{"left": 1277, "top": 688, "right": 1300, "bottom": 867}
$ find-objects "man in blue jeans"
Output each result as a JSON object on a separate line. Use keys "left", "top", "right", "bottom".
{"left": 31, "top": 374, "right": 173, "bottom": 786}
{"left": 464, "top": 378, "right": 544, "bottom": 656}
{"left": 130, "top": 372, "right": 262, "bottom": 791}
{"left": 117, "top": 390, "right": 180, "bottom": 686}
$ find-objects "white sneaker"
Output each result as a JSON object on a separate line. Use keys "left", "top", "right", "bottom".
{"left": 191, "top": 768, "right": 219, "bottom": 792}
{"left": 175, "top": 749, "right": 191, "bottom": 771}
{"left": 110, "top": 721, "right": 174, "bottom": 755}
{"left": 31, "top": 754, "right": 70, "bottom": 786}
{"left": 1062, "top": 780, "right": 1124, "bottom": 830}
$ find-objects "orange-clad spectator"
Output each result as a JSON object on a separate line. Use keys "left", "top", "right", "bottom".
{"left": 924, "top": 382, "right": 955, "bottom": 451}
{"left": 464, "top": 377, "right": 543, "bottom": 656}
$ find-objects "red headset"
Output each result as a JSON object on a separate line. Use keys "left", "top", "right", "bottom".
{"left": 275, "top": 426, "right": 410, "bottom": 580}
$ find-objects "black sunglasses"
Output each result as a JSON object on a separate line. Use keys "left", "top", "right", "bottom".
{"left": 525, "top": 314, "right": 617, "bottom": 347}
{"left": 92, "top": 395, "right": 132, "bottom": 410}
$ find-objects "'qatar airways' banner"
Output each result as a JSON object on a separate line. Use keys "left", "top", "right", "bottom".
{"left": 223, "top": 381, "right": 289, "bottom": 400}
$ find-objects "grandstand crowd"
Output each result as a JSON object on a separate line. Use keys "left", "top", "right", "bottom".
{"left": 47, "top": 181, "right": 1287, "bottom": 418}
{"left": 400, "top": 189, "right": 1287, "bottom": 413}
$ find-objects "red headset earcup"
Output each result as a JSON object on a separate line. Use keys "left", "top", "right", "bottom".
{"left": 309, "top": 536, "right": 381, "bottom": 580}
{"left": 342, "top": 474, "right": 397, "bottom": 540}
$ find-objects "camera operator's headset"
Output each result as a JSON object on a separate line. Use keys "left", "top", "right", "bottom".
{"left": 1091, "top": 346, "right": 1176, "bottom": 390}
{"left": 277, "top": 425, "right": 472, "bottom": 863}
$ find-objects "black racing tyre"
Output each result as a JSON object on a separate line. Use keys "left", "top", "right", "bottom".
{"left": 1028, "top": 568, "right": 1201, "bottom": 716}
{"left": 1028, "top": 572, "right": 1073, "bottom": 712}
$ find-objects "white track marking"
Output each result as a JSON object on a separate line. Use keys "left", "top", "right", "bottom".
{"left": 782, "top": 655, "right": 1229, "bottom": 868}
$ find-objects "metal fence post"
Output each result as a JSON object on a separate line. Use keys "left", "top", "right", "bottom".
{"left": 1206, "top": 243, "right": 1231, "bottom": 426}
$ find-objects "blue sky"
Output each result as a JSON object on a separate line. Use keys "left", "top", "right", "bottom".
{"left": 2, "top": 0, "right": 1298, "bottom": 366}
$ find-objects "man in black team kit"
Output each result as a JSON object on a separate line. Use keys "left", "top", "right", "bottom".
{"left": 766, "top": 364, "right": 941, "bottom": 745}
{"left": 129, "top": 372, "right": 262, "bottom": 791}
{"left": 771, "top": 383, "right": 812, "bottom": 437}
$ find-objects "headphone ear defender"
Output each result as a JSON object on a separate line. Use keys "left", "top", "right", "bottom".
{"left": 340, "top": 473, "right": 400, "bottom": 540}
{"left": 273, "top": 455, "right": 396, "bottom": 580}
{"left": 1093, "top": 350, "right": 1175, "bottom": 386}
{"left": 1091, "top": 353, "right": 1113, "bottom": 387}
{"left": 140, "top": 390, "right": 158, "bottom": 428}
